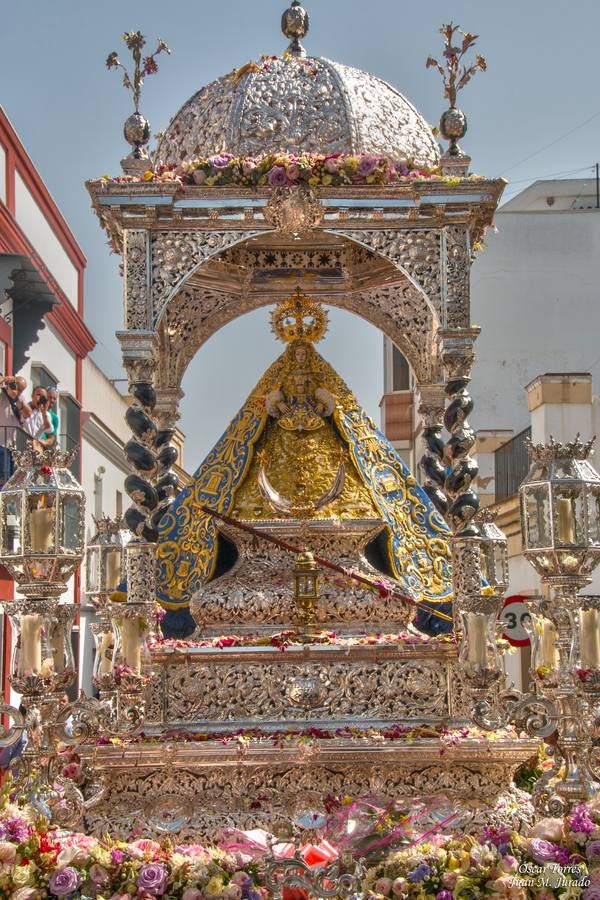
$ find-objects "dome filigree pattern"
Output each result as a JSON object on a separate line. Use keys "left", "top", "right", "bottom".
{"left": 155, "top": 57, "right": 440, "bottom": 168}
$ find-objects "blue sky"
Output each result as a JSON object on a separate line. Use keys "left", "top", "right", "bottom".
{"left": 2, "top": 0, "right": 599, "bottom": 467}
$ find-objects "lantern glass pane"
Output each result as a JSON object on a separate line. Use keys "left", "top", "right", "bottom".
{"left": 105, "top": 548, "right": 122, "bottom": 592}
{"left": 493, "top": 545, "right": 507, "bottom": 587}
{"left": 525, "top": 486, "right": 551, "bottom": 547}
{"left": 2, "top": 494, "right": 21, "bottom": 555}
{"left": 28, "top": 493, "right": 55, "bottom": 553}
{"left": 86, "top": 547, "right": 100, "bottom": 593}
{"left": 587, "top": 488, "right": 600, "bottom": 545}
{"left": 61, "top": 497, "right": 81, "bottom": 552}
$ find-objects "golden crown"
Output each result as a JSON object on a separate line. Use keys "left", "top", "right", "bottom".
{"left": 271, "top": 287, "right": 328, "bottom": 344}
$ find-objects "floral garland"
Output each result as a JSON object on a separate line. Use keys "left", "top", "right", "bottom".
{"left": 2, "top": 790, "right": 600, "bottom": 897}
{"left": 148, "top": 629, "right": 455, "bottom": 652}
{"left": 96, "top": 151, "right": 474, "bottom": 189}
{"left": 93, "top": 723, "right": 512, "bottom": 758}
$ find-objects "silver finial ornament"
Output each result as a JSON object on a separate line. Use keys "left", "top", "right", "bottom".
{"left": 281, "top": 0, "right": 310, "bottom": 58}
{"left": 106, "top": 31, "right": 171, "bottom": 175}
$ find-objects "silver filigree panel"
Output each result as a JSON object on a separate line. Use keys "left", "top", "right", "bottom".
{"left": 155, "top": 57, "right": 439, "bottom": 168}
{"left": 124, "top": 230, "right": 151, "bottom": 330}
{"left": 332, "top": 229, "right": 442, "bottom": 315}
{"left": 146, "top": 659, "right": 450, "bottom": 725}
{"left": 84, "top": 760, "right": 529, "bottom": 841}
{"left": 151, "top": 231, "right": 259, "bottom": 323}
{"left": 443, "top": 226, "right": 471, "bottom": 329}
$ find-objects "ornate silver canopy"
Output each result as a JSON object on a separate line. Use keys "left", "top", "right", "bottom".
{"left": 154, "top": 56, "right": 440, "bottom": 168}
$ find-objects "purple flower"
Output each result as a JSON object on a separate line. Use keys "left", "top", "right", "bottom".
{"left": 49, "top": 866, "right": 80, "bottom": 896}
{"left": 0, "top": 816, "right": 32, "bottom": 843}
{"left": 480, "top": 825, "right": 511, "bottom": 847}
{"left": 587, "top": 840, "right": 600, "bottom": 860}
{"left": 554, "top": 846, "right": 572, "bottom": 865}
{"left": 530, "top": 838, "right": 560, "bottom": 863}
{"left": 583, "top": 889, "right": 600, "bottom": 900}
{"left": 137, "top": 862, "right": 168, "bottom": 896}
{"left": 209, "top": 154, "right": 233, "bottom": 170}
{"left": 268, "top": 165, "right": 289, "bottom": 187}
{"left": 570, "top": 804, "right": 596, "bottom": 834}
{"left": 437, "top": 892, "right": 454, "bottom": 900}
{"left": 111, "top": 847, "right": 125, "bottom": 864}
{"left": 357, "top": 154, "right": 379, "bottom": 177}
{"left": 407, "top": 863, "right": 432, "bottom": 883}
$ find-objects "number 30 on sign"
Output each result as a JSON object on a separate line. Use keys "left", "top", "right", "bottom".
{"left": 500, "top": 595, "right": 532, "bottom": 647}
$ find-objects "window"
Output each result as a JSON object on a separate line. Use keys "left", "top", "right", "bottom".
{"left": 59, "top": 393, "right": 81, "bottom": 479}
{"left": 30, "top": 364, "right": 58, "bottom": 391}
{"left": 392, "top": 346, "right": 410, "bottom": 392}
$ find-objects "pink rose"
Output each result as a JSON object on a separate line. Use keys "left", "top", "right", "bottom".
{"left": 62, "top": 833, "right": 98, "bottom": 850}
{"left": 392, "top": 877, "right": 408, "bottom": 895}
{"left": 324, "top": 158, "right": 339, "bottom": 174}
{"left": 500, "top": 855, "right": 518, "bottom": 874}
{"left": 182, "top": 890, "right": 204, "bottom": 900}
{"left": 174, "top": 843, "right": 210, "bottom": 859}
{"left": 374, "top": 877, "right": 393, "bottom": 896}
{"left": 442, "top": 872, "right": 457, "bottom": 889}
{"left": 90, "top": 864, "right": 109, "bottom": 885}
{"left": 529, "top": 818, "right": 564, "bottom": 842}
{"left": 225, "top": 885, "right": 243, "bottom": 900}
{"left": 62, "top": 762, "right": 81, "bottom": 781}
{"left": 286, "top": 164, "right": 300, "bottom": 181}
{"left": 192, "top": 169, "right": 207, "bottom": 185}
{"left": 131, "top": 838, "right": 161, "bottom": 855}
{"left": 242, "top": 160, "right": 257, "bottom": 176}
{"left": 57, "top": 845, "right": 90, "bottom": 868}
{"left": 0, "top": 841, "right": 17, "bottom": 864}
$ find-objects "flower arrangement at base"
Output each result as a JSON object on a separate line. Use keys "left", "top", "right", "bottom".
{"left": 3, "top": 783, "right": 600, "bottom": 897}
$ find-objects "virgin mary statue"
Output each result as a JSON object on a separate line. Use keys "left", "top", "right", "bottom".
{"left": 156, "top": 289, "right": 452, "bottom": 636}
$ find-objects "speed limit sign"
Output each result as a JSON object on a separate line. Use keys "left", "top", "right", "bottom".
{"left": 500, "top": 595, "right": 532, "bottom": 647}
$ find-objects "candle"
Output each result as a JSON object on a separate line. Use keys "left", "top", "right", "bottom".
{"left": 20, "top": 614, "right": 42, "bottom": 674}
{"left": 120, "top": 619, "right": 141, "bottom": 673}
{"left": 51, "top": 628, "right": 65, "bottom": 674}
{"left": 557, "top": 497, "right": 575, "bottom": 544}
{"left": 540, "top": 619, "right": 560, "bottom": 669}
{"left": 30, "top": 508, "right": 53, "bottom": 551}
{"left": 97, "top": 631, "right": 114, "bottom": 676}
{"left": 580, "top": 609, "right": 600, "bottom": 668}
{"left": 105, "top": 550, "right": 121, "bottom": 592}
{"left": 467, "top": 613, "right": 488, "bottom": 666}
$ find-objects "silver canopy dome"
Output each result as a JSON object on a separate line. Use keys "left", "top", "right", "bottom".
{"left": 155, "top": 56, "right": 440, "bottom": 169}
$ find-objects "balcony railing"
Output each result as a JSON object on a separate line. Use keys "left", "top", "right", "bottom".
{"left": 0, "top": 426, "right": 32, "bottom": 488}
{"left": 494, "top": 427, "right": 532, "bottom": 502}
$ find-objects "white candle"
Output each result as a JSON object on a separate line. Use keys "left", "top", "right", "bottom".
{"left": 120, "top": 619, "right": 141, "bottom": 673}
{"left": 580, "top": 609, "right": 600, "bottom": 668}
{"left": 540, "top": 619, "right": 560, "bottom": 669}
{"left": 97, "top": 631, "right": 114, "bottom": 676}
{"left": 558, "top": 498, "right": 575, "bottom": 544}
{"left": 467, "top": 613, "right": 488, "bottom": 666}
{"left": 20, "top": 614, "right": 42, "bottom": 674}
{"left": 51, "top": 628, "right": 65, "bottom": 674}
{"left": 30, "top": 508, "right": 53, "bottom": 551}
{"left": 105, "top": 551, "right": 121, "bottom": 592}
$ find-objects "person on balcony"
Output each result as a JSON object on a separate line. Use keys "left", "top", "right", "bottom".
{"left": 22, "top": 386, "right": 54, "bottom": 447}
{"left": 0, "top": 375, "right": 30, "bottom": 482}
